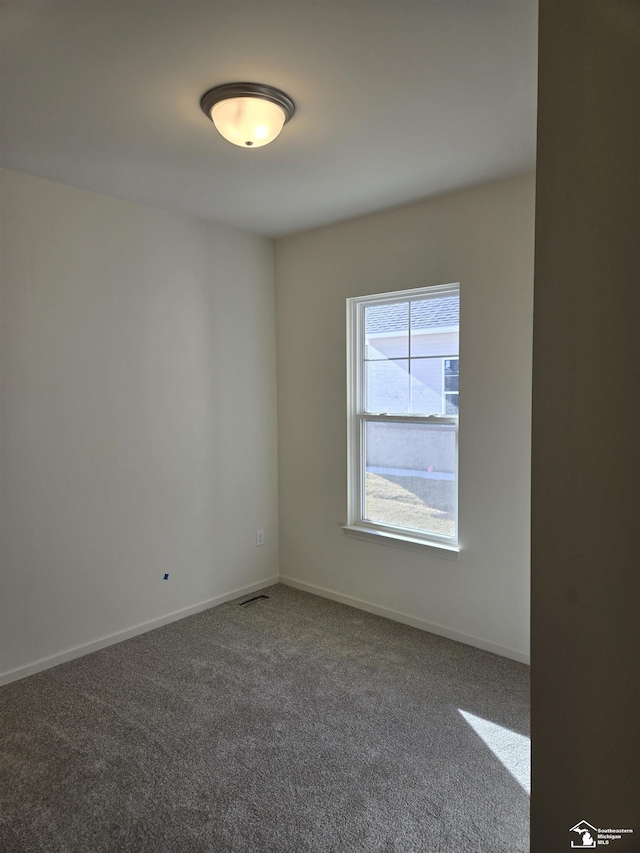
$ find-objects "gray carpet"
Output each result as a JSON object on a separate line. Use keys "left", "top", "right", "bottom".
{"left": 0, "top": 584, "right": 530, "bottom": 852}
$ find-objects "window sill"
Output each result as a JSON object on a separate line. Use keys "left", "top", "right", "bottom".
{"left": 342, "top": 525, "right": 461, "bottom": 561}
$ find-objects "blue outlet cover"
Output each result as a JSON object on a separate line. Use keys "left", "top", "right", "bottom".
{"left": 163, "top": 573, "right": 169, "bottom": 580}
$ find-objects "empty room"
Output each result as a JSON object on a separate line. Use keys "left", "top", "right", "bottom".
{"left": 2, "top": 2, "right": 638, "bottom": 852}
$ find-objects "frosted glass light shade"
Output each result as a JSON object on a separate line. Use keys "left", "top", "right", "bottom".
{"left": 210, "top": 97, "right": 286, "bottom": 148}
{"left": 200, "top": 83, "right": 295, "bottom": 149}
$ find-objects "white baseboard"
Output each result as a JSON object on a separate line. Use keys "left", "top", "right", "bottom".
{"left": 0, "top": 576, "right": 279, "bottom": 687}
{"left": 1, "top": 573, "right": 529, "bottom": 685}
{"left": 279, "top": 575, "right": 530, "bottom": 665}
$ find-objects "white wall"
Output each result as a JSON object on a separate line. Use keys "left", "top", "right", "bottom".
{"left": 275, "top": 174, "right": 534, "bottom": 661}
{"left": 0, "top": 170, "right": 533, "bottom": 681}
{"left": 0, "top": 169, "right": 279, "bottom": 681}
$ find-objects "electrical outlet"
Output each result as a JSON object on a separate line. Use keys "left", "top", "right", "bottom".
{"left": 256, "top": 530, "right": 265, "bottom": 546}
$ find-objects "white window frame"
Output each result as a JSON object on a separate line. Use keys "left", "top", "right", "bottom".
{"left": 344, "top": 283, "right": 460, "bottom": 558}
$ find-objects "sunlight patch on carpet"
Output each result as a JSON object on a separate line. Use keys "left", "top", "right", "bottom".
{"left": 458, "top": 709, "right": 530, "bottom": 794}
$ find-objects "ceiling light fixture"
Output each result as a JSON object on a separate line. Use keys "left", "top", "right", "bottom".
{"left": 200, "top": 82, "right": 295, "bottom": 149}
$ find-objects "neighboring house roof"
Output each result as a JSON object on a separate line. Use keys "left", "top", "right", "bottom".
{"left": 365, "top": 296, "right": 459, "bottom": 335}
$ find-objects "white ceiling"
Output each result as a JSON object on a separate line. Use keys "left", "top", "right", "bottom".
{"left": 0, "top": 1, "right": 538, "bottom": 237}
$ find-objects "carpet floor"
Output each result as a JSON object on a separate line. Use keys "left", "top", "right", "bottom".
{"left": 0, "top": 584, "right": 529, "bottom": 852}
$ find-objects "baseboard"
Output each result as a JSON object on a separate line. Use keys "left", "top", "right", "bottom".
{"left": 279, "top": 575, "right": 530, "bottom": 665}
{"left": 1, "top": 572, "right": 529, "bottom": 685}
{"left": 0, "top": 576, "right": 280, "bottom": 687}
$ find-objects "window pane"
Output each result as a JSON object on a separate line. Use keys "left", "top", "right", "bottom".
{"left": 365, "top": 302, "right": 408, "bottom": 360}
{"left": 411, "top": 296, "right": 459, "bottom": 357}
{"left": 445, "top": 393, "right": 459, "bottom": 415}
{"left": 365, "top": 360, "right": 410, "bottom": 413}
{"left": 410, "top": 358, "right": 446, "bottom": 414}
{"left": 364, "top": 421, "right": 456, "bottom": 537}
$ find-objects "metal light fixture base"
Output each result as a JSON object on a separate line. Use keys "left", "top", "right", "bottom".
{"left": 200, "top": 83, "right": 295, "bottom": 125}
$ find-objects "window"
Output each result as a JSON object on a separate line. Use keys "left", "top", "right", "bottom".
{"left": 443, "top": 358, "right": 459, "bottom": 414}
{"left": 345, "top": 283, "right": 460, "bottom": 553}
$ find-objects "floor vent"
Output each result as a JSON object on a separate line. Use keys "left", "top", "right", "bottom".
{"left": 239, "top": 595, "right": 270, "bottom": 607}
